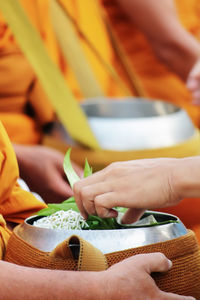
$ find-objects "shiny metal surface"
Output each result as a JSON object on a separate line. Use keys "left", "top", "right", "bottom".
{"left": 16, "top": 211, "right": 187, "bottom": 254}
{"left": 80, "top": 98, "right": 195, "bottom": 150}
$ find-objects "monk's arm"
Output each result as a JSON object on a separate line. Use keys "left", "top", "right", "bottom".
{"left": 0, "top": 254, "right": 183, "bottom": 300}
{"left": 0, "top": 260, "right": 102, "bottom": 300}
{"left": 13, "top": 144, "right": 82, "bottom": 203}
{"left": 116, "top": 0, "right": 200, "bottom": 80}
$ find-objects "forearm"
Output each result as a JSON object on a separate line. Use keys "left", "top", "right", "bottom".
{"left": 152, "top": 29, "right": 200, "bottom": 81}
{"left": 172, "top": 156, "right": 200, "bottom": 199}
{"left": 116, "top": 0, "right": 200, "bottom": 80}
{"left": 0, "top": 261, "right": 104, "bottom": 300}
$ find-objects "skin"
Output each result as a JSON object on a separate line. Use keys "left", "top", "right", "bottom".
{"left": 0, "top": 253, "right": 195, "bottom": 300}
{"left": 116, "top": 0, "right": 200, "bottom": 80}
{"left": 187, "top": 59, "right": 200, "bottom": 104}
{"left": 73, "top": 157, "right": 200, "bottom": 223}
{"left": 14, "top": 144, "right": 82, "bottom": 203}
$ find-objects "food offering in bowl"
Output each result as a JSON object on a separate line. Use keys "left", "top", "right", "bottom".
{"left": 18, "top": 149, "right": 187, "bottom": 254}
{"left": 6, "top": 149, "right": 200, "bottom": 298}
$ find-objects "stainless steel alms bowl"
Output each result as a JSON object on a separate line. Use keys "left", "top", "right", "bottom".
{"left": 80, "top": 98, "right": 195, "bottom": 151}
{"left": 17, "top": 211, "right": 187, "bottom": 254}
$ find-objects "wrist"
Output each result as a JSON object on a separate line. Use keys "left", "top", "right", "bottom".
{"left": 71, "top": 271, "right": 106, "bottom": 300}
{"left": 172, "top": 157, "right": 200, "bottom": 199}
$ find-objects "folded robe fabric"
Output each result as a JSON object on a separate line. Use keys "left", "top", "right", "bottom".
{"left": 0, "top": 121, "right": 46, "bottom": 259}
{"left": 0, "top": 0, "right": 59, "bottom": 144}
{"left": 0, "top": 0, "right": 122, "bottom": 146}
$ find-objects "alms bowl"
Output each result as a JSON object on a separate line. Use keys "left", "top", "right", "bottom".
{"left": 80, "top": 98, "right": 195, "bottom": 151}
{"left": 16, "top": 211, "right": 187, "bottom": 254}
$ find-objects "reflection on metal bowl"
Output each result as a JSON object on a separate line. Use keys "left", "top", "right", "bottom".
{"left": 16, "top": 211, "right": 187, "bottom": 254}
{"left": 80, "top": 98, "right": 195, "bottom": 150}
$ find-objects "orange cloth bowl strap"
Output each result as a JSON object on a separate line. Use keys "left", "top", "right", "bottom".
{"left": 5, "top": 226, "right": 107, "bottom": 272}
{"left": 4, "top": 226, "right": 200, "bottom": 298}
{"left": 0, "top": 214, "right": 12, "bottom": 259}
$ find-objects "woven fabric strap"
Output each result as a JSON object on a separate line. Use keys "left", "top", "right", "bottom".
{"left": 5, "top": 227, "right": 107, "bottom": 272}
{"left": 50, "top": 235, "right": 108, "bottom": 271}
{"left": 106, "top": 230, "right": 200, "bottom": 297}
{"left": 4, "top": 227, "right": 200, "bottom": 298}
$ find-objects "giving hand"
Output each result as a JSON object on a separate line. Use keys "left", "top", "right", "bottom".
{"left": 73, "top": 158, "right": 181, "bottom": 223}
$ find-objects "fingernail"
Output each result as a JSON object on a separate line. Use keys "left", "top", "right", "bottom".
{"left": 167, "top": 259, "right": 173, "bottom": 269}
{"left": 81, "top": 212, "right": 88, "bottom": 220}
{"left": 106, "top": 209, "right": 118, "bottom": 218}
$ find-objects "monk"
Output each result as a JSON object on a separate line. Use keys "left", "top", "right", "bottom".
{"left": 0, "top": 0, "right": 82, "bottom": 203}
{"left": 0, "top": 121, "right": 188, "bottom": 300}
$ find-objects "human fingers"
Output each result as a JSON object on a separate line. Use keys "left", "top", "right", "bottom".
{"left": 73, "top": 180, "right": 88, "bottom": 219}
{"left": 187, "top": 60, "right": 200, "bottom": 104}
{"left": 73, "top": 169, "right": 106, "bottom": 214}
{"left": 187, "top": 77, "right": 199, "bottom": 91}
{"left": 192, "top": 90, "right": 200, "bottom": 105}
{"left": 136, "top": 252, "right": 172, "bottom": 274}
{"left": 115, "top": 252, "right": 172, "bottom": 274}
{"left": 72, "top": 161, "right": 83, "bottom": 178}
{"left": 93, "top": 192, "right": 119, "bottom": 218}
{"left": 50, "top": 170, "right": 73, "bottom": 200}
{"left": 121, "top": 208, "right": 145, "bottom": 224}
{"left": 73, "top": 180, "right": 114, "bottom": 218}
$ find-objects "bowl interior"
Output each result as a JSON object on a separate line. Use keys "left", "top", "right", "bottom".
{"left": 81, "top": 98, "right": 179, "bottom": 119}
{"left": 26, "top": 210, "right": 178, "bottom": 226}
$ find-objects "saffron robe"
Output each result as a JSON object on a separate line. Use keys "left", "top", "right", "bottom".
{"left": 0, "top": 121, "right": 46, "bottom": 259}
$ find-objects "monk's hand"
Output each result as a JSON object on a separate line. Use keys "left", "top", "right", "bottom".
{"left": 73, "top": 158, "right": 182, "bottom": 221}
{"left": 100, "top": 253, "right": 195, "bottom": 300}
{"left": 14, "top": 144, "right": 83, "bottom": 203}
{"left": 187, "top": 58, "right": 200, "bottom": 104}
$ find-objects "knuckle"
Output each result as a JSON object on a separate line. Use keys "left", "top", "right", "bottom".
{"left": 85, "top": 201, "right": 96, "bottom": 215}
{"left": 104, "top": 162, "right": 121, "bottom": 176}
{"left": 95, "top": 196, "right": 103, "bottom": 207}
{"left": 96, "top": 206, "right": 107, "bottom": 218}
{"left": 155, "top": 252, "right": 167, "bottom": 263}
{"left": 73, "top": 181, "right": 81, "bottom": 194}
{"left": 79, "top": 186, "right": 91, "bottom": 200}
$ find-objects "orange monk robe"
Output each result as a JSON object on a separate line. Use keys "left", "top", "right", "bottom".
{"left": 100, "top": 0, "right": 200, "bottom": 127}
{"left": 59, "top": 0, "right": 124, "bottom": 98}
{"left": 0, "top": 121, "right": 46, "bottom": 259}
{"left": 0, "top": 0, "right": 119, "bottom": 145}
{"left": 0, "top": 0, "right": 63, "bottom": 145}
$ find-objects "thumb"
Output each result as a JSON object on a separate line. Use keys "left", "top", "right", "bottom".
{"left": 141, "top": 253, "right": 172, "bottom": 274}
{"left": 53, "top": 172, "right": 73, "bottom": 198}
{"left": 121, "top": 208, "right": 145, "bottom": 224}
{"left": 187, "top": 77, "right": 199, "bottom": 91}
